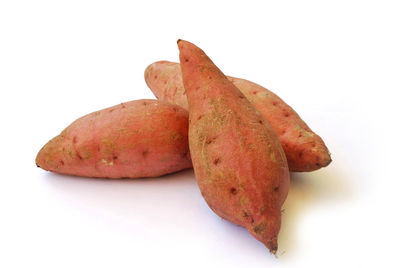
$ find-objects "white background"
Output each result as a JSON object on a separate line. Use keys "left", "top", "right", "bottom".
{"left": 1, "top": 1, "right": 399, "bottom": 267}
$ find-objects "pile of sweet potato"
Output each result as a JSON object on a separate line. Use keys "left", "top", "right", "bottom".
{"left": 36, "top": 40, "right": 331, "bottom": 254}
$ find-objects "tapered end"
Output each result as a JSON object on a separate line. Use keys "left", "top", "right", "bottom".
{"left": 248, "top": 212, "right": 281, "bottom": 256}
{"left": 265, "top": 237, "right": 278, "bottom": 256}
{"left": 177, "top": 39, "right": 188, "bottom": 50}
{"left": 35, "top": 144, "right": 48, "bottom": 171}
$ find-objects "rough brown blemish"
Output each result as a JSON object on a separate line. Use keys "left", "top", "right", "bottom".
{"left": 184, "top": 58, "right": 189, "bottom": 62}
{"left": 142, "top": 150, "right": 148, "bottom": 157}
{"left": 143, "top": 101, "right": 148, "bottom": 106}
{"left": 253, "top": 223, "right": 267, "bottom": 234}
{"left": 243, "top": 211, "right": 249, "bottom": 218}
{"left": 274, "top": 186, "right": 279, "bottom": 192}
{"left": 272, "top": 101, "right": 278, "bottom": 106}
{"left": 172, "top": 107, "right": 178, "bottom": 112}
{"left": 109, "top": 109, "right": 114, "bottom": 113}
{"left": 311, "top": 143, "right": 316, "bottom": 147}
{"left": 250, "top": 217, "right": 255, "bottom": 223}
{"left": 59, "top": 160, "right": 64, "bottom": 166}
{"left": 284, "top": 112, "right": 290, "bottom": 117}
{"left": 113, "top": 155, "right": 118, "bottom": 160}
{"left": 258, "top": 120, "right": 263, "bottom": 124}
{"left": 252, "top": 91, "right": 258, "bottom": 95}
{"left": 76, "top": 152, "right": 83, "bottom": 160}
{"left": 206, "top": 136, "right": 217, "bottom": 144}
{"left": 197, "top": 115, "right": 203, "bottom": 121}
{"left": 238, "top": 95, "right": 245, "bottom": 99}
{"left": 298, "top": 133, "right": 302, "bottom": 138}
{"left": 230, "top": 187, "right": 237, "bottom": 195}
{"left": 269, "top": 243, "right": 278, "bottom": 254}
{"left": 208, "top": 76, "right": 212, "bottom": 79}
{"left": 316, "top": 162, "right": 321, "bottom": 167}
{"left": 213, "top": 158, "right": 220, "bottom": 165}
{"left": 281, "top": 130, "right": 286, "bottom": 135}
{"left": 121, "top": 103, "right": 126, "bottom": 108}
{"left": 298, "top": 151, "right": 303, "bottom": 158}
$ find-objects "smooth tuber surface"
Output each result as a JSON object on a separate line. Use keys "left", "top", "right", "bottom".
{"left": 178, "top": 39, "right": 290, "bottom": 254}
{"left": 36, "top": 99, "right": 192, "bottom": 178}
{"left": 145, "top": 61, "right": 331, "bottom": 172}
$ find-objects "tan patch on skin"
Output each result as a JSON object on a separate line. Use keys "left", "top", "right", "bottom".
{"left": 101, "top": 159, "right": 114, "bottom": 166}
{"left": 239, "top": 196, "right": 249, "bottom": 206}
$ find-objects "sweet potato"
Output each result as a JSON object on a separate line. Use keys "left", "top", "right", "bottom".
{"left": 145, "top": 61, "right": 331, "bottom": 172}
{"left": 36, "top": 100, "right": 191, "bottom": 178}
{"left": 178, "top": 39, "right": 290, "bottom": 254}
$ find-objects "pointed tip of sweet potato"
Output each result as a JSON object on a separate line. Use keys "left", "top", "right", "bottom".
{"left": 35, "top": 137, "right": 59, "bottom": 172}
{"left": 265, "top": 237, "right": 278, "bottom": 255}
{"left": 246, "top": 211, "right": 282, "bottom": 255}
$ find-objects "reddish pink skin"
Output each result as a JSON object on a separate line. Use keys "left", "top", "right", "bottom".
{"left": 36, "top": 100, "right": 192, "bottom": 179}
{"left": 178, "top": 40, "right": 290, "bottom": 254}
{"left": 145, "top": 61, "right": 331, "bottom": 172}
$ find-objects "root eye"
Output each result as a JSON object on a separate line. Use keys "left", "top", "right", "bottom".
{"left": 230, "top": 187, "right": 237, "bottom": 195}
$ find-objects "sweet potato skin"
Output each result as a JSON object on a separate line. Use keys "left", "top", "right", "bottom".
{"left": 178, "top": 40, "right": 289, "bottom": 254}
{"left": 145, "top": 61, "right": 331, "bottom": 172}
{"left": 36, "top": 100, "right": 191, "bottom": 178}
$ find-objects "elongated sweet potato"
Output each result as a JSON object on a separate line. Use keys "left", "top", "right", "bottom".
{"left": 178, "top": 39, "right": 290, "bottom": 254}
{"left": 36, "top": 99, "right": 191, "bottom": 178}
{"left": 145, "top": 61, "right": 331, "bottom": 172}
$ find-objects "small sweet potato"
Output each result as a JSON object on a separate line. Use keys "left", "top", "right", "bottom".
{"left": 145, "top": 61, "right": 331, "bottom": 172}
{"left": 178, "top": 39, "right": 290, "bottom": 254}
{"left": 36, "top": 100, "right": 191, "bottom": 178}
